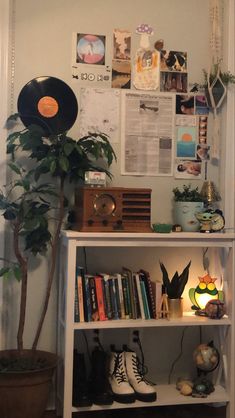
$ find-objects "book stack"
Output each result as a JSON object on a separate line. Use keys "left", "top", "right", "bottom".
{"left": 74, "top": 266, "right": 162, "bottom": 323}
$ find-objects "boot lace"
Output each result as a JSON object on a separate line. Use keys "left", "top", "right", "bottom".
{"left": 112, "top": 353, "right": 128, "bottom": 383}
{"left": 131, "top": 354, "right": 150, "bottom": 384}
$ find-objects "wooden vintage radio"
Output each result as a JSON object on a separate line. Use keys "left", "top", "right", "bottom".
{"left": 73, "top": 187, "right": 152, "bottom": 232}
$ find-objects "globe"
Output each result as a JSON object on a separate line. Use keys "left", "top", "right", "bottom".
{"left": 193, "top": 342, "right": 219, "bottom": 373}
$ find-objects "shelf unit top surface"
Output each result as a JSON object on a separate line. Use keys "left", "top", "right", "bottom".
{"left": 61, "top": 230, "right": 235, "bottom": 247}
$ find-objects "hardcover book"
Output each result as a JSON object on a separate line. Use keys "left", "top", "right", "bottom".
{"left": 139, "top": 269, "right": 155, "bottom": 319}
{"left": 95, "top": 276, "right": 107, "bottom": 321}
{"left": 89, "top": 276, "right": 99, "bottom": 321}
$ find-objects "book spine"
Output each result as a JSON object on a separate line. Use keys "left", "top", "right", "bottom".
{"left": 140, "top": 279, "right": 150, "bottom": 319}
{"left": 108, "top": 277, "right": 119, "bottom": 320}
{"left": 74, "top": 275, "right": 80, "bottom": 322}
{"left": 89, "top": 276, "right": 99, "bottom": 321}
{"left": 77, "top": 266, "right": 89, "bottom": 322}
{"left": 140, "top": 271, "right": 155, "bottom": 319}
{"left": 77, "top": 275, "right": 84, "bottom": 322}
{"left": 114, "top": 277, "right": 121, "bottom": 318}
{"left": 125, "top": 275, "right": 133, "bottom": 319}
{"left": 156, "top": 282, "right": 163, "bottom": 314}
{"left": 135, "top": 274, "right": 146, "bottom": 319}
{"left": 115, "top": 273, "right": 125, "bottom": 319}
{"left": 133, "top": 273, "right": 141, "bottom": 318}
{"left": 122, "top": 276, "right": 130, "bottom": 319}
{"left": 84, "top": 275, "right": 92, "bottom": 322}
{"left": 102, "top": 276, "right": 113, "bottom": 320}
{"left": 150, "top": 280, "right": 162, "bottom": 318}
{"left": 128, "top": 272, "right": 137, "bottom": 319}
{"left": 95, "top": 276, "right": 107, "bottom": 321}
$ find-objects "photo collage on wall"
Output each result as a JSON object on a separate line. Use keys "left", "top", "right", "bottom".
{"left": 71, "top": 26, "right": 210, "bottom": 178}
{"left": 160, "top": 50, "right": 188, "bottom": 93}
{"left": 174, "top": 93, "right": 209, "bottom": 179}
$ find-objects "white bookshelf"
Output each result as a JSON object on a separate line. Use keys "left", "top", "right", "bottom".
{"left": 57, "top": 231, "right": 235, "bottom": 418}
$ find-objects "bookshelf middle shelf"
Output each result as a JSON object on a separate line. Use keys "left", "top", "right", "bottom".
{"left": 72, "top": 315, "right": 231, "bottom": 330}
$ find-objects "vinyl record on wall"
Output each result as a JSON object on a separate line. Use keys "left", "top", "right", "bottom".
{"left": 17, "top": 76, "right": 78, "bottom": 135}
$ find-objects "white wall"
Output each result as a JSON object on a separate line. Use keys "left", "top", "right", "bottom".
{"left": 5, "top": 0, "right": 231, "bottom": 351}
{"left": 0, "top": 0, "right": 11, "bottom": 350}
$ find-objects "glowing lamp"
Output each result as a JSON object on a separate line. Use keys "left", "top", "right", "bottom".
{"left": 189, "top": 273, "right": 223, "bottom": 314}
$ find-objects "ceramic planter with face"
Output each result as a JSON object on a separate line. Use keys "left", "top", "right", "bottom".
{"left": 173, "top": 201, "right": 204, "bottom": 232}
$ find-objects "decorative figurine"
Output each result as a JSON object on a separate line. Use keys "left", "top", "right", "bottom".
{"left": 195, "top": 209, "right": 225, "bottom": 233}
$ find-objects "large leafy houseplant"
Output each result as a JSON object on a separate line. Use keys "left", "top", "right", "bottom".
{"left": 0, "top": 116, "right": 116, "bottom": 354}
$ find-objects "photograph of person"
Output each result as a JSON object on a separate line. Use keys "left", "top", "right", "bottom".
{"left": 197, "top": 144, "right": 210, "bottom": 160}
{"left": 175, "top": 159, "right": 202, "bottom": 178}
{"left": 176, "top": 94, "right": 195, "bottom": 115}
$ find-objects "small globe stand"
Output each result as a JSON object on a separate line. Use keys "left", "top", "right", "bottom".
{"left": 192, "top": 341, "right": 220, "bottom": 397}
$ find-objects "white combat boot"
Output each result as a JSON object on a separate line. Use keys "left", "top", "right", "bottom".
{"left": 125, "top": 350, "right": 157, "bottom": 402}
{"left": 109, "top": 351, "right": 135, "bottom": 403}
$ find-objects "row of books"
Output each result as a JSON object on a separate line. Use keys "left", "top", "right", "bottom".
{"left": 74, "top": 266, "right": 163, "bottom": 322}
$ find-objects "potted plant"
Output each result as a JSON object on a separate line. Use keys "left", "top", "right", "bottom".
{"left": 159, "top": 260, "right": 191, "bottom": 318}
{"left": 172, "top": 184, "right": 204, "bottom": 232}
{"left": 0, "top": 116, "right": 116, "bottom": 418}
{"left": 201, "top": 61, "right": 235, "bottom": 110}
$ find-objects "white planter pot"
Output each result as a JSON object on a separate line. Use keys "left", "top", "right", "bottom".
{"left": 173, "top": 201, "right": 204, "bottom": 232}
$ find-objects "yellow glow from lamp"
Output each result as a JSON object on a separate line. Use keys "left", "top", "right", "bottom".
{"left": 194, "top": 292, "right": 218, "bottom": 310}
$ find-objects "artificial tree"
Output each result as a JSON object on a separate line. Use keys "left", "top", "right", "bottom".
{"left": 0, "top": 116, "right": 116, "bottom": 354}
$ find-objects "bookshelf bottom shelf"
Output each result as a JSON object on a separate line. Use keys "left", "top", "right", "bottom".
{"left": 72, "top": 384, "right": 228, "bottom": 412}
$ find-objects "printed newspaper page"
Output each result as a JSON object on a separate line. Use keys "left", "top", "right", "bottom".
{"left": 79, "top": 87, "right": 120, "bottom": 143}
{"left": 121, "top": 91, "right": 175, "bottom": 176}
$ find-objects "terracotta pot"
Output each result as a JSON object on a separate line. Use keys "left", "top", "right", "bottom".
{"left": 168, "top": 298, "right": 183, "bottom": 318}
{"left": 0, "top": 349, "right": 57, "bottom": 418}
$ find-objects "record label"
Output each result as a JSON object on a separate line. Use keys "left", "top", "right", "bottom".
{"left": 17, "top": 76, "right": 78, "bottom": 135}
{"left": 37, "top": 96, "right": 59, "bottom": 118}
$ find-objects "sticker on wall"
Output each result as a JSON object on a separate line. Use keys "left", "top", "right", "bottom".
{"left": 71, "top": 33, "right": 111, "bottom": 87}
{"left": 133, "top": 24, "right": 160, "bottom": 90}
{"left": 112, "top": 29, "right": 131, "bottom": 89}
{"left": 176, "top": 126, "right": 197, "bottom": 158}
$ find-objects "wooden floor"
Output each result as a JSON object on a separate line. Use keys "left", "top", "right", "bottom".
{"left": 44, "top": 404, "right": 226, "bottom": 418}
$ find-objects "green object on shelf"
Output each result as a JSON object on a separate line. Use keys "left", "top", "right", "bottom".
{"left": 152, "top": 223, "right": 172, "bottom": 233}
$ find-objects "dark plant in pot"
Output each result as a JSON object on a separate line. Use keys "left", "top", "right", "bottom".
{"left": 172, "top": 184, "right": 204, "bottom": 232}
{"left": 201, "top": 62, "right": 235, "bottom": 110}
{"left": 0, "top": 115, "right": 116, "bottom": 418}
{"left": 159, "top": 260, "right": 191, "bottom": 318}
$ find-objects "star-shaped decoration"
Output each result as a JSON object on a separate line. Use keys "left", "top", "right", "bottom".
{"left": 198, "top": 273, "right": 217, "bottom": 284}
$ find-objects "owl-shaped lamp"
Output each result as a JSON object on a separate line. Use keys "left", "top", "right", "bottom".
{"left": 189, "top": 273, "right": 224, "bottom": 315}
